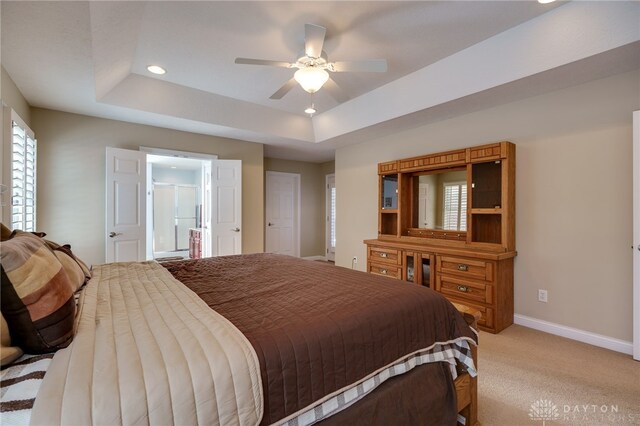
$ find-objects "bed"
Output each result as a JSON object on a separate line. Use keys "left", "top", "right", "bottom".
{"left": 1, "top": 230, "right": 479, "bottom": 426}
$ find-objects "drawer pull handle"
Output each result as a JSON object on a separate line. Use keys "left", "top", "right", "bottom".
{"left": 381, "top": 269, "right": 388, "bottom": 274}
{"left": 457, "top": 264, "right": 469, "bottom": 272}
{"left": 380, "top": 253, "right": 388, "bottom": 258}
{"left": 457, "top": 285, "right": 470, "bottom": 293}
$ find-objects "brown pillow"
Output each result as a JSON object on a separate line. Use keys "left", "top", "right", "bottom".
{"left": 0, "top": 232, "right": 76, "bottom": 353}
{"left": 2, "top": 225, "right": 91, "bottom": 292}
{"left": 44, "top": 241, "right": 91, "bottom": 292}
{"left": 1, "top": 313, "right": 23, "bottom": 366}
{"left": 0, "top": 223, "right": 12, "bottom": 242}
{"left": 54, "top": 251, "right": 86, "bottom": 293}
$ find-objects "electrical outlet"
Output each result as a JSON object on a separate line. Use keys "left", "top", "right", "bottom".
{"left": 538, "top": 289, "right": 548, "bottom": 303}
{"left": 352, "top": 256, "right": 358, "bottom": 264}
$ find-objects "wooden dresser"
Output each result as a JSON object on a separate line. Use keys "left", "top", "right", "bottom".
{"left": 365, "top": 141, "right": 516, "bottom": 333}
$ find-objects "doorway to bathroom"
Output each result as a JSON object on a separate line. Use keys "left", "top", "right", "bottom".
{"left": 147, "top": 154, "right": 208, "bottom": 260}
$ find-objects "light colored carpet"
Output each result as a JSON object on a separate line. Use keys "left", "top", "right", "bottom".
{"left": 478, "top": 325, "right": 640, "bottom": 425}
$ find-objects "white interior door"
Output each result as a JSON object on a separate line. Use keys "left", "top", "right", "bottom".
{"left": 326, "top": 174, "right": 336, "bottom": 261}
{"left": 266, "top": 172, "right": 299, "bottom": 257}
{"left": 105, "top": 147, "right": 147, "bottom": 263}
{"left": 633, "top": 110, "right": 639, "bottom": 361}
{"left": 211, "top": 159, "right": 242, "bottom": 256}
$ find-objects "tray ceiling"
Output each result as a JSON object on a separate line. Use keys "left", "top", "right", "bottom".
{"left": 2, "top": 1, "right": 639, "bottom": 161}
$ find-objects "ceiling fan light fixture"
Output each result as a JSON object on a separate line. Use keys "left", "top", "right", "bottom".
{"left": 294, "top": 67, "right": 329, "bottom": 93}
{"left": 147, "top": 65, "right": 166, "bottom": 75}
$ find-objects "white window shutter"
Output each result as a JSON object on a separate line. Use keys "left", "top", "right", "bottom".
{"left": 11, "top": 120, "right": 37, "bottom": 232}
{"left": 443, "top": 182, "right": 467, "bottom": 231}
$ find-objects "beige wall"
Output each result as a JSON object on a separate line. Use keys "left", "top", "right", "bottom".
{"left": 320, "top": 160, "right": 335, "bottom": 177}
{"left": 1, "top": 66, "right": 31, "bottom": 126}
{"left": 32, "top": 108, "right": 265, "bottom": 266}
{"left": 336, "top": 70, "right": 639, "bottom": 341}
{"left": 264, "top": 158, "right": 335, "bottom": 257}
{"left": 1, "top": 67, "right": 32, "bottom": 223}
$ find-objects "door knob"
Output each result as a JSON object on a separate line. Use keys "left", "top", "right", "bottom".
{"left": 268, "top": 222, "right": 273, "bottom": 226}
{"left": 108, "top": 232, "right": 122, "bottom": 238}
{"left": 231, "top": 227, "right": 240, "bottom": 232}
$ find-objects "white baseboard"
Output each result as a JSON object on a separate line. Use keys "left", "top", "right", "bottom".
{"left": 514, "top": 314, "right": 633, "bottom": 355}
{"left": 302, "top": 255, "right": 327, "bottom": 261}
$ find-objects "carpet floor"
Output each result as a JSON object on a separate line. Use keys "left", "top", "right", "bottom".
{"left": 477, "top": 325, "right": 640, "bottom": 425}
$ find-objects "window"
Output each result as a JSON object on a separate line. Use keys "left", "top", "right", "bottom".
{"left": 10, "top": 117, "right": 37, "bottom": 232}
{"left": 326, "top": 174, "right": 336, "bottom": 261}
{"left": 443, "top": 182, "right": 466, "bottom": 231}
{"left": 330, "top": 186, "right": 336, "bottom": 247}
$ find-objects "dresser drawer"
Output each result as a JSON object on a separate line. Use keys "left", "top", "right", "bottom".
{"left": 369, "top": 263, "right": 402, "bottom": 279}
{"left": 368, "top": 246, "right": 402, "bottom": 265}
{"left": 445, "top": 296, "right": 495, "bottom": 330}
{"left": 435, "top": 275, "right": 493, "bottom": 304}
{"left": 437, "top": 256, "right": 494, "bottom": 282}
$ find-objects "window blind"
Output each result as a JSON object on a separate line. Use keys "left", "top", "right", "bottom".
{"left": 11, "top": 120, "right": 37, "bottom": 232}
{"left": 330, "top": 186, "right": 336, "bottom": 250}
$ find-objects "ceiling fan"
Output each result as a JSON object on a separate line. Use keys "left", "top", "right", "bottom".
{"left": 235, "top": 24, "right": 388, "bottom": 102}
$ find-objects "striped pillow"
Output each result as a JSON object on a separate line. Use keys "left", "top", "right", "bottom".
{"left": 42, "top": 240, "right": 91, "bottom": 292}
{"left": 0, "top": 232, "right": 76, "bottom": 353}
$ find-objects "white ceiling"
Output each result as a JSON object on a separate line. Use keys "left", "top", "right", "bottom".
{"left": 2, "top": 1, "right": 639, "bottom": 162}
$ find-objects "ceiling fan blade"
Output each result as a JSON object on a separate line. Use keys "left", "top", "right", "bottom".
{"left": 270, "top": 78, "right": 298, "bottom": 100}
{"left": 235, "top": 58, "right": 292, "bottom": 68}
{"left": 331, "top": 59, "right": 388, "bottom": 73}
{"left": 304, "top": 24, "right": 326, "bottom": 59}
{"left": 323, "top": 78, "right": 349, "bottom": 104}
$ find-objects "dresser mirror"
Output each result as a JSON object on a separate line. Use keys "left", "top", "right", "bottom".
{"left": 411, "top": 168, "right": 467, "bottom": 231}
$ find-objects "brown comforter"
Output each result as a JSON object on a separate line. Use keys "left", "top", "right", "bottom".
{"left": 163, "top": 253, "right": 477, "bottom": 425}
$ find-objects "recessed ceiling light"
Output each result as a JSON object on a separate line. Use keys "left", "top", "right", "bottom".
{"left": 538, "top": 0, "right": 556, "bottom": 3}
{"left": 170, "top": 166, "right": 177, "bottom": 169}
{"left": 147, "top": 65, "right": 166, "bottom": 75}
{"left": 305, "top": 105, "right": 316, "bottom": 115}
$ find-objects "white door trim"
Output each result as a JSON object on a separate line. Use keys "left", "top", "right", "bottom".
{"left": 265, "top": 171, "right": 300, "bottom": 257}
{"left": 139, "top": 146, "right": 218, "bottom": 161}
{"left": 632, "top": 110, "right": 639, "bottom": 361}
{"left": 142, "top": 147, "right": 218, "bottom": 259}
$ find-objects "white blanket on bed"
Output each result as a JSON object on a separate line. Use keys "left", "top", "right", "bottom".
{"left": 30, "top": 261, "right": 263, "bottom": 426}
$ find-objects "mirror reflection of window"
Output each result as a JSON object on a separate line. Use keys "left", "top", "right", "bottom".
{"left": 416, "top": 169, "right": 466, "bottom": 230}
{"left": 443, "top": 182, "right": 467, "bottom": 231}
